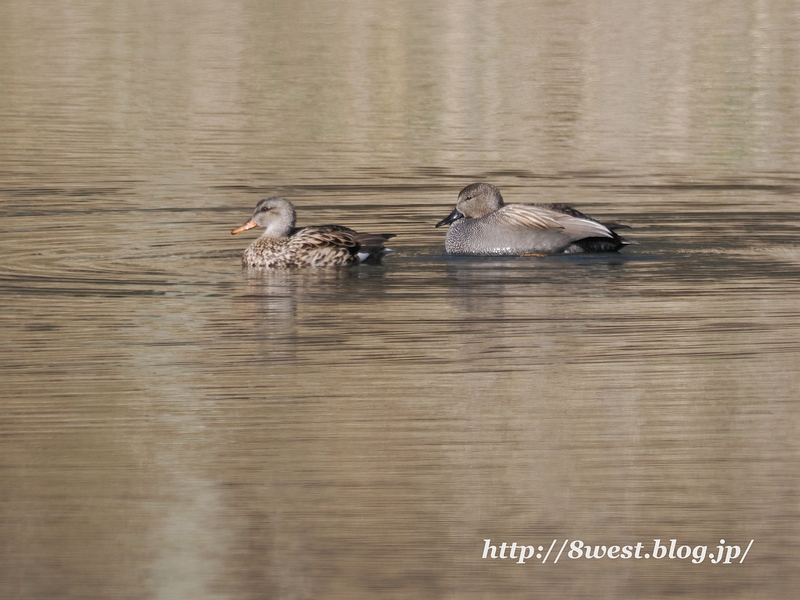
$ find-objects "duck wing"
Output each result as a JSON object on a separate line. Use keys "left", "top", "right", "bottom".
{"left": 291, "top": 226, "right": 395, "bottom": 264}
{"left": 291, "top": 225, "right": 359, "bottom": 249}
{"left": 540, "top": 203, "right": 630, "bottom": 232}
{"left": 498, "top": 204, "right": 614, "bottom": 240}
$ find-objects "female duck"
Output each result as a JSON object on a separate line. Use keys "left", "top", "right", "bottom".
{"left": 436, "top": 183, "right": 630, "bottom": 255}
{"left": 232, "top": 197, "right": 394, "bottom": 268}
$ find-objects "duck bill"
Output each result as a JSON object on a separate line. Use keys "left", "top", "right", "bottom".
{"left": 231, "top": 219, "right": 258, "bottom": 235}
{"left": 435, "top": 208, "right": 464, "bottom": 228}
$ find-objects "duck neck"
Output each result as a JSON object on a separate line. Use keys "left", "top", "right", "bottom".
{"left": 261, "top": 220, "right": 293, "bottom": 238}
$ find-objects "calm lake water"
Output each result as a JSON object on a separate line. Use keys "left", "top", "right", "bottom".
{"left": 2, "top": 1, "right": 799, "bottom": 598}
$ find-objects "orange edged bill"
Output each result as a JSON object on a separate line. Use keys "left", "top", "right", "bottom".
{"left": 231, "top": 219, "right": 258, "bottom": 235}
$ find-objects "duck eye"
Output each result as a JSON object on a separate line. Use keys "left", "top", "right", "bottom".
{"left": 261, "top": 206, "right": 269, "bottom": 212}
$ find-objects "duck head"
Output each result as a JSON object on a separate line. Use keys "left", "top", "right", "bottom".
{"left": 232, "top": 196, "right": 297, "bottom": 238}
{"left": 435, "top": 182, "right": 505, "bottom": 227}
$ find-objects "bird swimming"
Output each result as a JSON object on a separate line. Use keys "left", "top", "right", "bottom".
{"left": 435, "top": 182, "right": 630, "bottom": 255}
{"left": 232, "top": 197, "right": 394, "bottom": 268}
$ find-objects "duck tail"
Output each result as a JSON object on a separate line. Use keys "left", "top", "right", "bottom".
{"left": 601, "top": 221, "right": 632, "bottom": 232}
{"left": 354, "top": 233, "right": 396, "bottom": 264}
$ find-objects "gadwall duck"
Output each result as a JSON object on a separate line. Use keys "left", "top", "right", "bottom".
{"left": 232, "top": 197, "right": 395, "bottom": 268}
{"left": 435, "top": 183, "right": 630, "bottom": 255}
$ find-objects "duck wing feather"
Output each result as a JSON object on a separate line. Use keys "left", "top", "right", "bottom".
{"left": 291, "top": 225, "right": 359, "bottom": 249}
{"left": 497, "top": 204, "right": 614, "bottom": 240}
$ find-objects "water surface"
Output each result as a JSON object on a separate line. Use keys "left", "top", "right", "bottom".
{"left": 2, "top": 1, "right": 799, "bottom": 598}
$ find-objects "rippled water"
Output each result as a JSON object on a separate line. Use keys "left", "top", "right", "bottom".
{"left": 2, "top": 2, "right": 800, "bottom": 598}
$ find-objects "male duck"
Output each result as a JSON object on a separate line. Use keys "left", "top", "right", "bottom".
{"left": 232, "top": 197, "right": 394, "bottom": 268}
{"left": 435, "top": 183, "right": 630, "bottom": 255}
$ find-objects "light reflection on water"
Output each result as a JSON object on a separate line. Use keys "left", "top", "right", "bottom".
{"left": 2, "top": 1, "right": 800, "bottom": 598}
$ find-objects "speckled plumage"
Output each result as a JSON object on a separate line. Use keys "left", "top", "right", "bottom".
{"left": 232, "top": 197, "right": 394, "bottom": 269}
{"left": 435, "top": 183, "right": 630, "bottom": 255}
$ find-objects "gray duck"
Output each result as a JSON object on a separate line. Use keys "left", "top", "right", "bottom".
{"left": 435, "top": 182, "right": 630, "bottom": 255}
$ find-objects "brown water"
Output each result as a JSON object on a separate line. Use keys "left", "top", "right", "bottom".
{"left": 2, "top": 2, "right": 800, "bottom": 598}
